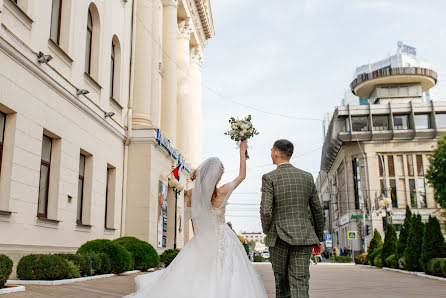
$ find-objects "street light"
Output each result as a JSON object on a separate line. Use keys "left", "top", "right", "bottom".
{"left": 377, "top": 153, "right": 393, "bottom": 230}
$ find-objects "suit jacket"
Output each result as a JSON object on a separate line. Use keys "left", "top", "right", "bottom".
{"left": 260, "top": 163, "right": 324, "bottom": 247}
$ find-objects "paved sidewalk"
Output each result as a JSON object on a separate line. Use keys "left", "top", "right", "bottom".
{"left": 5, "top": 263, "right": 446, "bottom": 297}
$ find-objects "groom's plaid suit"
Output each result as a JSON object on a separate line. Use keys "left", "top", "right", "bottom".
{"left": 261, "top": 163, "right": 324, "bottom": 298}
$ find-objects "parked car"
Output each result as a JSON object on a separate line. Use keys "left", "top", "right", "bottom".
{"left": 262, "top": 250, "right": 270, "bottom": 259}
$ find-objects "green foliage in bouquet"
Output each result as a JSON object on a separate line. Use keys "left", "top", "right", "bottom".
{"left": 224, "top": 115, "right": 259, "bottom": 159}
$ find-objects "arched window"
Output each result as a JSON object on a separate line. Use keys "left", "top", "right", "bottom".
{"left": 110, "top": 42, "right": 115, "bottom": 98}
{"left": 85, "top": 10, "right": 93, "bottom": 74}
{"left": 110, "top": 36, "right": 121, "bottom": 101}
{"left": 50, "top": 0, "right": 63, "bottom": 44}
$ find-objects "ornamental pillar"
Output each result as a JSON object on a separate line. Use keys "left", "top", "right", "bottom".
{"left": 189, "top": 46, "right": 204, "bottom": 168}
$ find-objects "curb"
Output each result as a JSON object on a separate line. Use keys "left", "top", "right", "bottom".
{"left": 312, "top": 263, "right": 355, "bottom": 266}
{"left": 6, "top": 270, "right": 142, "bottom": 286}
{"left": 0, "top": 286, "right": 26, "bottom": 295}
{"left": 355, "top": 265, "right": 446, "bottom": 282}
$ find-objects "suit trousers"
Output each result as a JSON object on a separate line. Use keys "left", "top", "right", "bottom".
{"left": 269, "top": 238, "right": 312, "bottom": 298}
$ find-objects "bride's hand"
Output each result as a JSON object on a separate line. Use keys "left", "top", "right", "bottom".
{"left": 240, "top": 139, "right": 248, "bottom": 155}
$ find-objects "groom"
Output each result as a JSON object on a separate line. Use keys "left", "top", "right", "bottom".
{"left": 260, "top": 139, "right": 324, "bottom": 298}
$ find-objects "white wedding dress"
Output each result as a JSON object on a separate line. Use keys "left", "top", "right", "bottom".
{"left": 126, "top": 158, "right": 267, "bottom": 298}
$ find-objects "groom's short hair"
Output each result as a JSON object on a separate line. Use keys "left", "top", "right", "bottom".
{"left": 273, "top": 139, "right": 294, "bottom": 159}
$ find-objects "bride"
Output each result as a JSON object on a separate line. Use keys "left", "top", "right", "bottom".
{"left": 126, "top": 140, "right": 267, "bottom": 298}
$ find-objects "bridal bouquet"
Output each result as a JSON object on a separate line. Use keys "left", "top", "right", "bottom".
{"left": 224, "top": 115, "right": 259, "bottom": 159}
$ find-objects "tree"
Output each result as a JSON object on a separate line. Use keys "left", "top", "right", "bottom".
{"left": 248, "top": 240, "right": 256, "bottom": 252}
{"left": 426, "top": 135, "right": 446, "bottom": 208}
{"left": 420, "top": 216, "right": 446, "bottom": 271}
{"left": 382, "top": 224, "right": 397, "bottom": 266}
{"left": 369, "top": 229, "right": 383, "bottom": 254}
{"left": 396, "top": 206, "right": 412, "bottom": 260}
{"left": 404, "top": 214, "right": 424, "bottom": 272}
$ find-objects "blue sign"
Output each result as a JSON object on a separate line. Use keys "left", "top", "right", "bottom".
{"left": 156, "top": 129, "right": 193, "bottom": 174}
{"left": 324, "top": 234, "right": 332, "bottom": 241}
{"left": 347, "top": 231, "right": 357, "bottom": 241}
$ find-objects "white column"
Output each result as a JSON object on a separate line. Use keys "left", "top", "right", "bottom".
{"left": 161, "top": 0, "right": 178, "bottom": 145}
{"left": 150, "top": 0, "right": 162, "bottom": 128}
{"left": 132, "top": 0, "right": 153, "bottom": 128}
{"left": 189, "top": 46, "right": 204, "bottom": 168}
{"left": 176, "top": 19, "right": 192, "bottom": 158}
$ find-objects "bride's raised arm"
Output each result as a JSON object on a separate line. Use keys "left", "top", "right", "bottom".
{"left": 231, "top": 139, "right": 247, "bottom": 189}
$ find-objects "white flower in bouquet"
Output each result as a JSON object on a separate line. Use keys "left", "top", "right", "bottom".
{"left": 224, "top": 115, "right": 259, "bottom": 159}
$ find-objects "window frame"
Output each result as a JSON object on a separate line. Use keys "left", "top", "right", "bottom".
{"left": 393, "top": 114, "right": 410, "bottom": 130}
{"left": 388, "top": 155, "right": 395, "bottom": 177}
{"left": 0, "top": 112, "right": 6, "bottom": 175}
{"left": 85, "top": 10, "right": 93, "bottom": 75}
{"left": 38, "top": 135, "right": 52, "bottom": 218}
{"left": 110, "top": 42, "right": 115, "bottom": 99}
{"left": 105, "top": 167, "right": 110, "bottom": 228}
{"left": 414, "top": 114, "right": 430, "bottom": 130}
{"left": 77, "top": 154, "right": 86, "bottom": 224}
{"left": 373, "top": 115, "right": 389, "bottom": 131}
{"left": 351, "top": 116, "right": 369, "bottom": 132}
{"left": 50, "top": 0, "right": 63, "bottom": 45}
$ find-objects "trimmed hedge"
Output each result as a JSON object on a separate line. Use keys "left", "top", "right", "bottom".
{"left": 17, "top": 254, "right": 70, "bottom": 280}
{"left": 0, "top": 254, "right": 13, "bottom": 288}
{"left": 382, "top": 224, "right": 397, "bottom": 266}
{"left": 77, "top": 239, "right": 132, "bottom": 274}
{"left": 385, "top": 254, "right": 398, "bottom": 269}
{"left": 374, "top": 254, "right": 384, "bottom": 267}
{"left": 254, "top": 255, "right": 264, "bottom": 262}
{"left": 160, "top": 249, "right": 180, "bottom": 267}
{"left": 56, "top": 254, "right": 93, "bottom": 277}
{"left": 426, "top": 258, "right": 446, "bottom": 277}
{"left": 420, "top": 216, "right": 446, "bottom": 272}
{"left": 396, "top": 206, "right": 412, "bottom": 260}
{"left": 367, "top": 248, "right": 382, "bottom": 266}
{"left": 354, "top": 253, "right": 368, "bottom": 265}
{"left": 333, "top": 256, "right": 352, "bottom": 263}
{"left": 66, "top": 261, "right": 81, "bottom": 279}
{"left": 113, "top": 237, "right": 160, "bottom": 271}
{"left": 404, "top": 214, "right": 424, "bottom": 272}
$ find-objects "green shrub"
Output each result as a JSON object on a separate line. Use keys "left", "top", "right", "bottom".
{"left": 66, "top": 261, "right": 81, "bottom": 279}
{"left": 159, "top": 249, "right": 180, "bottom": 267}
{"left": 17, "top": 254, "right": 70, "bottom": 280}
{"left": 382, "top": 224, "right": 397, "bottom": 266}
{"left": 0, "top": 254, "right": 13, "bottom": 288}
{"left": 426, "top": 258, "right": 445, "bottom": 277}
{"left": 385, "top": 254, "right": 398, "bottom": 269}
{"left": 56, "top": 254, "right": 93, "bottom": 277}
{"left": 374, "top": 255, "right": 384, "bottom": 267}
{"left": 396, "top": 206, "right": 412, "bottom": 260}
{"left": 420, "top": 216, "right": 446, "bottom": 272}
{"left": 85, "top": 252, "right": 101, "bottom": 275}
{"left": 398, "top": 257, "right": 405, "bottom": 270}
{"left": 369, "top": 229, "right": 383, "bottom": 253}
{"left": 334, "top": 256, "right": 352, "bottom": 263}
{"left": 113, "top": 237, "right": 160, "bottom": 271}
{"left": 354, "top": 253, "right": 368, "bottom": 265}
{"left": 98, "top": 253, "right": 112, "bottom": 274}
{"left": 404, "top": 214, "right": 424, "bottom": 272}
{"left": 368, "top": 248, "right": 382, "bottom": 266}
{"left": 441, "top": 259, "right": 446, "bottom": 277}
{"left": 254, "top": 255, "right": 264, "bottom": 262}
{"left": 77, "top": 239, "right": 132, "bottom": 274}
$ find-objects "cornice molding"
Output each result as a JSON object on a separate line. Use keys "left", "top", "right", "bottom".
{"left": 190, "top": 46, "right": 204, "bottom": 66}
{"left": 161, "top": 0, "right": 178, "bottom": 8}
{"left": 177, "top": 18, "right": 192, "bottom": 40}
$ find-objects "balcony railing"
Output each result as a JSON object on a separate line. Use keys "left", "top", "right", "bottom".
{"left": 350, "top": 67, "right": 438, "bottom": 91}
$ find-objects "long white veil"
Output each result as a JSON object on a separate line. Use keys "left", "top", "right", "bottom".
{"left": 191, "top": 157, "right": 224, "bottom": 232}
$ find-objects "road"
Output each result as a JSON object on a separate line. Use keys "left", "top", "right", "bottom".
{"left": 5, "top": 263, "right": 446, "bottom": 297}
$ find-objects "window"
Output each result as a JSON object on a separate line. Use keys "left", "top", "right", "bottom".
{"left": 345, "top": 118, "right": 350, "bottom": 132}
{"left": 407, "top": 155, "right": 414, "bottom": 176}
{"left": 409, "top": 179, "right": 417, "bottom": 208}
{"left": 397, "top": 155, "right": 404, "bottom": 176}
{"left": 351, "top": 116, "right": 369, "bottom": 132}
{"left": 436, "top": 114, "right": 446, "bottom": 128}
{"left": 389, "top": 179, "right": 398, "bottom": 208}
{"left": 378, "top": 155, "right": 384, "bottom": 177}
{"left": 85, "top": 11, "right": 93, "bottom": 74}
{"left": 414, "top": 114, "right": 430, "bottom": 129}
{"left": 388, "top": 155, "right": 395, "bottom": 177}
{"left": 416, "top": 155, "right": 424, "bottom": 176}
{"left": 393, "top": 115, "right": 410, "bottom": 130}
{"left": 38, "top": 136, "right": 52, "bottom": 217}
{"left": 418, "top": 179, "right": 427, "bottom": 208}
{"left": 105, "top": 167, "right": 109, "bottom": 227}
{"left": 50, "top": 0, "right": 63, "bottom": 44}
{"left": 352, "top": 158, "right": 361, "bottom": 210}
{"left": 373, "top": 115, "right": 389, "bottom": 131}
{"left": 77, "top": 154, "right": 86, "bottom": 224}
{"left": 0, "top": 112, "right": 5, "bottom": 174}
{"left": 110, "top": 42, "right": 115, "bottom": 98}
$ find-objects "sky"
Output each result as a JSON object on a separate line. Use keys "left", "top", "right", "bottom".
{"left": 201, "top": 0, "right": 446, "bottom": 233}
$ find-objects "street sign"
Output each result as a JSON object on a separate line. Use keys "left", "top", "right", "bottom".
{"left": 325, "top": 240, "right": 333, "bottom": 248}
{"left": 324, "top": 234, "right": 332, "bottom": 241}
{"left": 347, "top": 231, "right": 357, "bottom": 240}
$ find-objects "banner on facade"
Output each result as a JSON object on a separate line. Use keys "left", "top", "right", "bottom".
{"left": 157, "top": 181, "right": 168, "bottom": 248}
{"left": 176, "top": 199, "right": 184, "bottom": 247}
